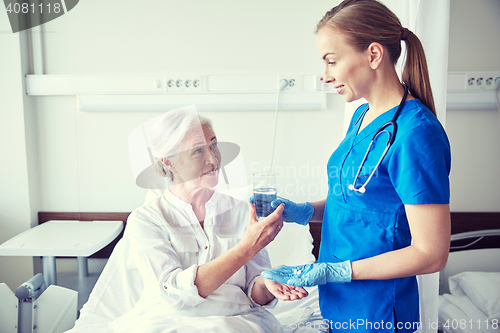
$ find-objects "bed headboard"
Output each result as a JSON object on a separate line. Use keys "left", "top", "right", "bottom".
{"left": 448, "top": 212, "right": 500, "bottom": 252}
{"left": 441, "top": 213, "right": 500, "bottom": 294}
{"left": 38, "top": 211, "right": 500, "bottom": 259}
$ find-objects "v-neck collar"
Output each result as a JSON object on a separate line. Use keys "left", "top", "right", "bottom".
{"left": 352, "top": 103, "right": 400, "bottom": 147}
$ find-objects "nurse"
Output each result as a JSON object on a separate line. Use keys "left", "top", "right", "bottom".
{"left": 261, "top": 0, "right": 451, "bottom": 332}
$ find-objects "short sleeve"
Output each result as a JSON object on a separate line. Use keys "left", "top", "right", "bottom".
{"left": 388, "top": 122, "right": 451, "bottom": 205}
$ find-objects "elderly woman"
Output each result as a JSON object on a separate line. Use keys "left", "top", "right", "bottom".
{"left": 109, "top": 108, "right": 307, "bottom": 332}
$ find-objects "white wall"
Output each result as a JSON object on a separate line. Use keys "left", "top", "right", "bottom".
{"left": 446, "top": 0, "right": 500, "bottom": 211}
{"left": 25, "top": 0, "right": 454, "bottom": 214}
{"left": 1, "top": 0, "right": 343, "bottom": 288}
{"left": 1, "top": 0, "right": 498, "bottom": 288}
{"left": 34, "top": 0, "right": 345, "bottom": 214}
{"left": 0, "top": 13, "right": 40, "bottom": 288}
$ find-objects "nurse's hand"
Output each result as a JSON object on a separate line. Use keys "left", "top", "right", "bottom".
{"left": 261, "top": 262, "right": 352, "bottom": 287}
{"left": 263, "top": 278, "right": 309, "bottom": 301}
{"left": 249, "top": 196, "right": 313, "bottom": 226}
{"left": 271, "top": 197, "right": 314, "bottom": 225}
{"left": 237, "top": 203, "right": 284, "bottom": 258}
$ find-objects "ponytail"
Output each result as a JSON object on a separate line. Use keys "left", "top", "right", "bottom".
{"left": 401, "top": 29, "right": 436, "bottom": 116}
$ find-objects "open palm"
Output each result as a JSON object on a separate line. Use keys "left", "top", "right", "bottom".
{"left": 263, "top": 278, "right": 308, "bottom": 301}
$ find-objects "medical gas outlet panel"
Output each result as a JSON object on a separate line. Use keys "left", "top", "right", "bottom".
{"left": 448, "top": 71, "right": 500, "bottom": 92}
{"left": 25, "top": 74, "right": 336, "bottom": 111}
{"left": 447, "top": 71, "right": 500, "bottom": 110}
{"left": 25, "top": 74, "right": 331, "bottom": 95}
{"left": 162, "top": 74, "right": 330, "bottom": 94}
{"left": 24, "top": 72, "right": 499, "bottom": 110}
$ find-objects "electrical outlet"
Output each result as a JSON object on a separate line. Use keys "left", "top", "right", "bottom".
{"left": 466, "top": 71, "right": 500, "bottom": 91}
{"left": 166, "top": 77, "right": 182, "bottom": 92}
{"left": 278, "top": 74, "right": 302, "bottom": 92}
{"left": 184, "top": 76, "right": 202, "bottom": 92}
{"left": 166, "top": 75, "right": 202, "bottom": 92}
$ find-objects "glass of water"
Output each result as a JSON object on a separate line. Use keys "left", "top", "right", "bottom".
{"left": 253, "top": 171, "right": 278, "bottom": 219}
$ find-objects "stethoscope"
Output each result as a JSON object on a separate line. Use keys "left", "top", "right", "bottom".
{"left": 348, "top": 84, "right": 409, "bottom": 193}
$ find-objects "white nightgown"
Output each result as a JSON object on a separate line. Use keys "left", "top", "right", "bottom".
{"left": 107, "top": 190, "right": 283, "bottom": 333}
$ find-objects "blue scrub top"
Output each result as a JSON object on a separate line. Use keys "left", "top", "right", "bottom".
{"left": 319, "top": 99, "right": 451, "bottom": 332}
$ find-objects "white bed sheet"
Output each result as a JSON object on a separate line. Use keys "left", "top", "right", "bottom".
{"left": 269, "top": 286, "right": 327, "bottom": 333}
{"left": 438, "top": 247, "right": 500, "bottom": 333}
{"left": 438, "top": 294, "right": 498, "bottom": 333}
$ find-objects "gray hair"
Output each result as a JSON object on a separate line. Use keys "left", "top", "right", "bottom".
{"left": 149, "top": 108, "right": 213, "bottom": 186}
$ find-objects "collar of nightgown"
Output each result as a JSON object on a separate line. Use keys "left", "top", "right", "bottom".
{"left": 163, "top": 188, "right": 220, "bottom": 218}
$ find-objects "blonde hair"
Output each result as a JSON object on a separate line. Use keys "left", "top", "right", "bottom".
{"left": 316, "top": 0, "right": 436, "bottom": 116}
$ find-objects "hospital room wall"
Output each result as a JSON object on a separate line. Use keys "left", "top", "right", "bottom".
{"left": 0, "top": 0, "right": 499, "bottom": 289}
{"left": 0, "top": 15, "right": 40, "bottom": 288}
{"left": 28, "top": 0, "right": 346, "bottom": 216}
{"left": 0, "top": 0, "right": 344, "bottom": 290}
{"left": 445, "top": 0, "right": 500, "bottom": 211}
{"left": 23, "top": 0, "right": 499, "bottom": 214}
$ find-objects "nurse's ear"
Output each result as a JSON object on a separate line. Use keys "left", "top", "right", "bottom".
{"left": 367, "top": 42, "right": 384, "bottom": 70}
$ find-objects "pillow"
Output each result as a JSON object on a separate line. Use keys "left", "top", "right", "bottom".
{"left": 265, "top": 222, "right": 316, "bottom": 267}
{"left": 449, "top": 271, "right": 500, "bottom": 318}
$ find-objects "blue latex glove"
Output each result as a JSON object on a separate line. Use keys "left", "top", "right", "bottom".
{"left": 249, "top": 196, "right": 313, "bottom": 225}
{"left": 271, "top": 197, "right": 314, "bottom": 225}
{"left": 260, "top": 261, "right": 352, "bottom": 287}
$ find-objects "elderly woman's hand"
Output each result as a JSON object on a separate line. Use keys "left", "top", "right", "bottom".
{"left": 236, "top": 203, "right": 284, "bottom": 259}
{"left": 263, "top": 277, "right": 309, "bottom": 301}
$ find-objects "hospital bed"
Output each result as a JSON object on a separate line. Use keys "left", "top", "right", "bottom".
{"left": 38, "top": 209, "right": 456, "bottom": 333}
{"left": 438, "top": 213, "right": 500, "bottom": 333}
{"left": 0, "top": 273, "right": 78, "bottom": 333}
{"left": 39, "top": 211, "right": 327, "bottom": 332}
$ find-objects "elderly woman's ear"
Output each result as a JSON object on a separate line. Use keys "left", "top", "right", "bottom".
{"left": 162, "top": 158, "right": 176, "bottom": 173}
